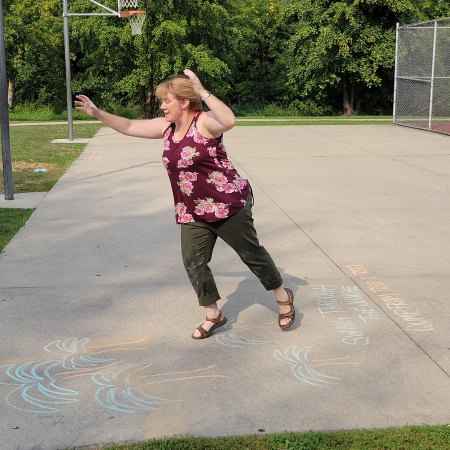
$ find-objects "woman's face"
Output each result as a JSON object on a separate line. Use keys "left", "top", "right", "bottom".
{"left": 160, "top": 92, "right": 186, "bottom": 123}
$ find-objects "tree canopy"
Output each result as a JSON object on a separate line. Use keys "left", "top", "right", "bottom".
{"left": 3, "top": 0, "right": 450, "bottom": 116}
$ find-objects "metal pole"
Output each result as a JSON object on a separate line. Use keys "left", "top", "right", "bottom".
{"left": 428, "top": 20, "right": 438, "bottom": 130}
{"left": 0, "top": 0, "right": 14, "bottom": 199}
{"left": 61, "top": 1, "right": 122, "bottom": 142}
{"left": 63, "top": 0, "right": 74, "bottom": 141}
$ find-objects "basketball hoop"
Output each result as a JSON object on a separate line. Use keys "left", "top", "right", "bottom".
{"left": 119, "top": 10, "right": 146, "bottom": 35}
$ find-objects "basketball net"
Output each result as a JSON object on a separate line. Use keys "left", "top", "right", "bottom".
{"left": 118, "top": 0, "right": 139, "bottom": 9}
{"left": 118, "top": 1, "right": 146, "bottom": 35}
{"left": 121, "top": 10, "right": 146, "bottom": 35}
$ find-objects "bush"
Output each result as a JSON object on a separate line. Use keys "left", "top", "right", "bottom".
{"left": 232, "top": 100, "right": 334, "bottom": 117}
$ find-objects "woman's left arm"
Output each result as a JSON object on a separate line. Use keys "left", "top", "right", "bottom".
{"left": 183, "top": 69, "right": 236, "bottom": 137}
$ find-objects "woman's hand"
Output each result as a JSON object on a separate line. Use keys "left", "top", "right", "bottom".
{"left": 74, "top": 94, "right": 99, "bottom": 118}
{"left": 183, "top": 69, "right": 208, "bottom": 98}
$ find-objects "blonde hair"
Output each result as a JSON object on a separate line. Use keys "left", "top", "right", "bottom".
{"left": 155, "top": 75, "right": 202, "bottom": 112}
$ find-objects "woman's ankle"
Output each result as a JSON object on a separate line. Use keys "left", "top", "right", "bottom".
{"left": 273, "top": 286, "right": 287, "bottom": 303}
{"left": 204, "top": 303, "right": 219, "bottom": 318}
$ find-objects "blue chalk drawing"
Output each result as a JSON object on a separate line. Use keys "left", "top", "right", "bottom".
{"left": 1, "top": 360, "right": 80, "bottom": 413}
{"left": 274, "top": 345, "right": 359, "bottom": 387}
{"left": 215, "top": 320, "right": 276, "bottom": 348}
{"left": 0, "top": 336, "right": 119, "bottom": 414}
{"left": 92, "top": 364, "right": 177, "bottom": 414}
{"left": 0, "top": 337, "right": 227, "bottom": 414}
{"left": 216, "top": 331, "right": 271, "bottom": 348}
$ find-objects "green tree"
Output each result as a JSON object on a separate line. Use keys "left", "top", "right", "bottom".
{"left": 226, "top": 1, "right": 286, "bottom": 107}
{"left": 69, "top": 0, "right": 243, "bottom": 117}
{"left": 134, "top": 0, "right": 235, "bottom": 117}
{"left": 419, "top": 0, "right": 450, "bottom": 20}
{"left": 278, "top": 0, "right": 421, "bottom": 115}
{"left": 4, "top": 0, "right": 448, "bottom": 116}
{"left": 68, "top": 0, "right": 138, "bottom": 111}
{"left": 4, "top": 0, "right": 65, "bottom": 110}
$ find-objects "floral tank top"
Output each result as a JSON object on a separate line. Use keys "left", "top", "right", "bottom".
{"left": 162, "top": 112, "right": 250, "bottom": 224}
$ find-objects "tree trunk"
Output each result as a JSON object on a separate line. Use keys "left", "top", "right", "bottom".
{"left": 8, "top": 80, "right": 14, "bottom": 109}
{"left": 141, "top": 91, "right": 159, "bottom": 118}
{"left": 342, "top": 72, "right": 354, "bottom": 116}
{"left": 141, "top": 70, "right": 159, "bottom": 118}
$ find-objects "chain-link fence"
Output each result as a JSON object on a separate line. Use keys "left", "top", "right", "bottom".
{"left": 394, "top": 17, "right": 450, "bottom": 135}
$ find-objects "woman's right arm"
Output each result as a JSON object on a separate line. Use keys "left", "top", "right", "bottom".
{"left": 75, "top": 94, "right": 167, "bottom": 139}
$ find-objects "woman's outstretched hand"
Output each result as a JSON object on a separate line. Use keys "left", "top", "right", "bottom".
{"left": 74, "top": 94, "right": 99, "bottom": 118}
{"left": 183, "top": 69, "right": 208, "bottom": 98}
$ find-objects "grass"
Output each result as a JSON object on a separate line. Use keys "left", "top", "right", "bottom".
{"left": 236, "top": 118, "right": 392, "bottom": 126}
{"left": 1, "top": 123, "right": 102, "bottom": 194}
{"left": 236, "top": 114, "right": 391, "bottom": 119}
{"left": 9, "top": 104, "right": 98, "bottom": 121}
{"left": 0, "top": 208, "right": 35, "bottom": 251}
{"left": 79, "top": 425, "right": 450, "bottom": 449}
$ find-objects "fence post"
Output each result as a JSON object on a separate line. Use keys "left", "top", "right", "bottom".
{"left": 428, "top": 20, "right": 438, "bottom": 130}
{"left": 393, "top": 23, "right": 400, "bottom": 124}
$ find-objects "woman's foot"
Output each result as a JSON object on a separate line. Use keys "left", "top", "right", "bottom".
{"left": 274, "top": 287, "right": 295, "bottom": 329}
{"left": 192, "top": 309, "right": 227, "bottom": 339}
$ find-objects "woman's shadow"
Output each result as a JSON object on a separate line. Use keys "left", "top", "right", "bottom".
{"left": 214, "top": 267, "right": 307, "bottom": 331}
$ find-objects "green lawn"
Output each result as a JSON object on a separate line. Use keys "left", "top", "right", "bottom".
{"left": 2, "top": 123, "right": 102, "bottom": 193}
{"left": 93, "top": 425, "right": 450, "bottom": 449}
{"left": 236, "top": 118, "right": 392, "bottom": 126}
{"left": 237, "top": 113, "right": 391, "bottom": 126}
{"left": 0, "top": 208, "right": 35, "bottom": 251}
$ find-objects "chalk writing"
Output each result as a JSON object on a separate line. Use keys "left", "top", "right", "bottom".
{"left": 341, "top": 285, "right": 385, "bottom": 323}
{"left": 346, "top": 265, "right": 434, "bottom": 331}
{"left": 314, "top": 285, "right": 345, "bottom": 316}
{"left": 327, "top": 317, "right": 369, "bottom": 346}
{"left": 312, "top": 285, "right": 379, "bottom": 346}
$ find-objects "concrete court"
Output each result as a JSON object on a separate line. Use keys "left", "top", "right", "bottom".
{"left": 0, "top": 124, "right": 449, "bottom": 449}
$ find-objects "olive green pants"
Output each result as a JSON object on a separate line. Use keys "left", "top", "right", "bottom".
{"left": 181, "top": 200, "right": 283, "bottom": 306}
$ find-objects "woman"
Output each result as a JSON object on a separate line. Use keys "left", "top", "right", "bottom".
{"left": 75, "top": 69, "right": 295, "bottom": 339}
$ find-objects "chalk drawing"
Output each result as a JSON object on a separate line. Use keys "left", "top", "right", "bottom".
{"left": 0, "top": 337, "right": 228, "bottom": 414}
{"left": 214, "top": 320, "right": 275, "bottom": 348}
{"left": 216, "top": 331, "right": 271, "bottom": 348}
{"left": 346, "top": 265, "right": 434, "bottom": 331}
{"left": 274, "top": 346, "right": 359, "bottom": 387}
{"left": 92, "top": 364, "right": 178, "bottom": 414}
{"left": 1, "top": 361, "right": 81, "bottom": 413}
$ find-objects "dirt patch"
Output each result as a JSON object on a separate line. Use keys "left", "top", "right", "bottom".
{"left": 12, "top": 161, "right": 59, "bottom": 172}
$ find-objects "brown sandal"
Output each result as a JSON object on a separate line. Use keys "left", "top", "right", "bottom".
{"left": 192, "top": 312, "right": 228, "bottom": 340}
{"left": 277, "top": 288, "right": 295, "bottom": 330}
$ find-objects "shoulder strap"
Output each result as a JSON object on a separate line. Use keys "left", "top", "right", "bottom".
{"left": 193, "top": 111, "right": 203, "bottom": 126}
{"left": 163, "top": 123, "right": 174, "bottom": 136}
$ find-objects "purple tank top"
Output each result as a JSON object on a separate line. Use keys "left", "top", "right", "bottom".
{"left": 162, "top": 112, "right": 250, "bottom": 224}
